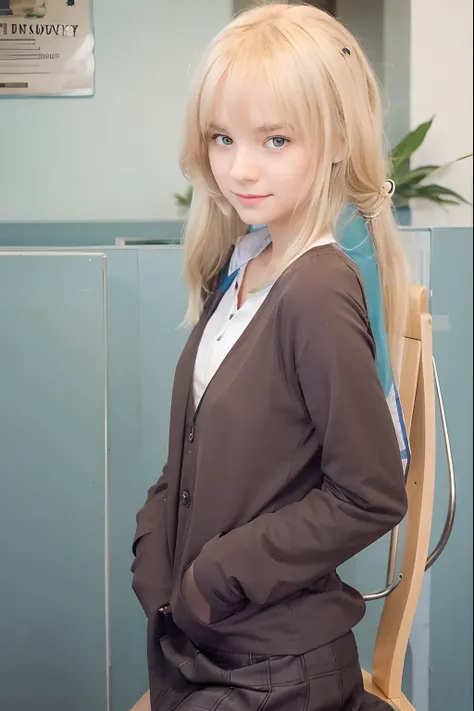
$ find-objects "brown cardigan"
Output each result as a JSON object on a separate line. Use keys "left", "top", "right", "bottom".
{"left": 131, "top": 244, "right": 407, "bottom": 655}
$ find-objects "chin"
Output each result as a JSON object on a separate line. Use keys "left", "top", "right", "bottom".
{"left": 234, "top": 205, "right": 273, "bottom": 219}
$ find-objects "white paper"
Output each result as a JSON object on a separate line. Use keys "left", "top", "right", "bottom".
{"left": 0, "top": 0, "right": 94, "bottom": 96}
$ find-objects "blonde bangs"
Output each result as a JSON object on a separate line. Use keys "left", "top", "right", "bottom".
{"left": 198, "top": 26, "right": 314, "bottom": 153}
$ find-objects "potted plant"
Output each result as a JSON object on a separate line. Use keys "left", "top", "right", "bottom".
{"left": 390, "top": 117, "right": 472, "bottom": 216}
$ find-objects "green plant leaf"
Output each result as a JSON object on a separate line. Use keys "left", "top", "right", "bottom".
{"left": 395, "top": 153, "right": 473, "bottom": 188}
{"left": 404, "top": 183, "right": 472, "bottom": 206}
{"left": 448, "top": 152, "right": 474, "bottom": 164}
{"left": 394, "top": 165, "right": 439, "bottom": 188}
{"left": 173, "top": 185, "right": 194, "bottom": 209}
{"left": 390, "top": 117, "right": 435, "bottom": 171}
{"left": 423, "top": 184, "right": 471, "bottom": 202}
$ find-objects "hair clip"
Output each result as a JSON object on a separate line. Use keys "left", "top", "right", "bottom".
{"left": 341, "top": 47, "right": 351, "bottom": 56}
{"left": 381, "top": 178, "right": 396, "bottom": 198}
{"left": 361, "top": 179, "right": 396, "bottom": 220}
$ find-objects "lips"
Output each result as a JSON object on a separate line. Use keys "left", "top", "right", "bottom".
{"left": 235, "top": 193, "right": 270, "bottom": 199}
{"left": 233, "top": 193, "right": 271, "bottom": 206}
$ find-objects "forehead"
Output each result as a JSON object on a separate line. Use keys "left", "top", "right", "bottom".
{"left": 203, "top": 74, "right": 293, "bottom": 133}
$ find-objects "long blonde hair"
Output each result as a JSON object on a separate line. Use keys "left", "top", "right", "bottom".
{"left": 179, "top": 1, "right": 407, "bottom": 371}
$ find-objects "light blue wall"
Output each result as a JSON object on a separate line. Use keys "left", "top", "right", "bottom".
{"left": 0, "top": 0, "right": 411, "bottom": 228}
{"left": 337, "top": 0, "right": 411, "bottom": 147}
{"left": 383, "top": 0, "right": 411, "bottom": 146}
{"left": 337, "top": 0, "right": 385, "bottom": 85}
{"left": 0, "top": 0, "right": 230, "bottom": 223}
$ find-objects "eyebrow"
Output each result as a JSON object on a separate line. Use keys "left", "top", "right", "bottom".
{"left": 208, "top": 122, "right": 292, "bottom": 134}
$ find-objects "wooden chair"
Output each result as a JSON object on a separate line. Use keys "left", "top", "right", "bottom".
{"left": 362, "top": 285, "right": 436, "bottom": 710}
{"left": 130, "top": 286, "right": 436, "bottom": 711}
{"left": 131, "top": 691, "right": 150, "bottom": 711}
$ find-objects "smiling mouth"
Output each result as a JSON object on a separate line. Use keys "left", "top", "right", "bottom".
{"left": 235, "top": 193, "right": 271, "bottom": 199}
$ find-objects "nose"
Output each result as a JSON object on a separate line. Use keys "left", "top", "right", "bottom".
{"left": 230, "top": 147, "right": 260, "bottom": 183}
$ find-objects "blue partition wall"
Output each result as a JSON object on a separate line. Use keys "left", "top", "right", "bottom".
{"left": 0, "top": 244, "right": 189, "bottom": 711}
{"left": 0, "top": 227, "right": 472, "bottom": 711}
{"left": 0, "top": 253, "right": 108, "bottom": 711}
{"left": 429, "top": 228, "right": 473, "bottom": 711}
{"left": 102, "top": 246, "right": 188, "bottom": 710}
{"left": 0, "top": 221, "right": 184, "bottom": 248}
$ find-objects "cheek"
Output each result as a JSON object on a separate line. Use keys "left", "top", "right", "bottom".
{"left": 285, "top": 155, "right": 312, "bottom": 193}
{"left": 208, "top": 149, "right": 227, "bottom": 185}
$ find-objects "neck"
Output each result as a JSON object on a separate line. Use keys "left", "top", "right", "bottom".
{"left": 266, "top": 214, "right": 307, "bottom": 261}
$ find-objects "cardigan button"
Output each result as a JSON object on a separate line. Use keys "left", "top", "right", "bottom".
{"left": 180, "top": 490, "right": 191, "bottom": 507}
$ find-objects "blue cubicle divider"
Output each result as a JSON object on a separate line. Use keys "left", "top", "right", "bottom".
{"left": 0, "top": 227, "right": 471, "bottom": 711}
{"left": 0, "top": 253, "right": 108, "bottom": 711}
{"left": 102, "top": 246, "right": 188, "bottom": 711}
{"left": 429, "top": 228, "right": 473, "bottom": 711}
{"left": 0, "top": 245, "right": 188, "bottom": 711}
{"left": 0, "top": 220, "right": 184, "bottom": 248}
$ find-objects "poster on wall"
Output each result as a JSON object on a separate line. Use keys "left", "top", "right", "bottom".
{"left": 0, "top": 0, "right": 94, "bottom": 96}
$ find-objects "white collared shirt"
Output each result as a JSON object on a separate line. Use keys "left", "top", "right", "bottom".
{"left": 193, "top": 228, "right": 336, "bottom": 407}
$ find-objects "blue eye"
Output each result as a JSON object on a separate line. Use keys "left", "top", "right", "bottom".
{"left": 213, "top": 134, "right": 233, "bottom": 146}
{"left": 268, "top": 136, "right": 289, "bottom": 149}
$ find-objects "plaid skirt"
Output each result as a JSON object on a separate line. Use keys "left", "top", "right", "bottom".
{"left": 146, "top": 613, "right": 393, "bottom": 711}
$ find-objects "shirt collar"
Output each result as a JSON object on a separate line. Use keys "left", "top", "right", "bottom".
{"left": 229, "top": 227, "right": 336, "bottom": 275}
{"left": 229, "top": 226, "right": 271, "bottom": 274}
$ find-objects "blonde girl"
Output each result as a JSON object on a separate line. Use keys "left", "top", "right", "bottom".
{"left": 132, "top": 4, "right": 408, "bottom": 710}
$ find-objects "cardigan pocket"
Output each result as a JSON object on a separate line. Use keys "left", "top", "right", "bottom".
{"left": 131, "top": 501, "right": 173, "bottom": 619}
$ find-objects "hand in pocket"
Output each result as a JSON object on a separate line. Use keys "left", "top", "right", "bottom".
{"left": 182, "top": 564, "right": 212, "bottom": 625}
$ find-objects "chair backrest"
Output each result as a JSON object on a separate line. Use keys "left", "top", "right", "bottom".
{"left": 371, "top": 286, "right": 436, "bottom": 702}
